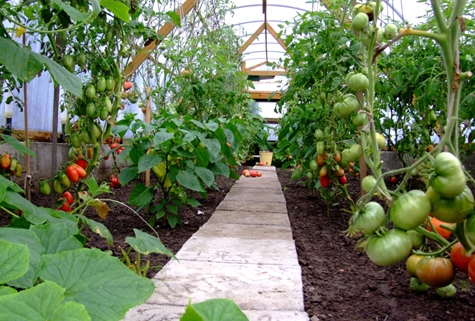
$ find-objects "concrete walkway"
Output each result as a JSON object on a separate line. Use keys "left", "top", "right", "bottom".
{"left": 123, "top": 166, "right": 309, "bottom": 321}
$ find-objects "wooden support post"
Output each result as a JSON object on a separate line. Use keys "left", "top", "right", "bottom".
{"left": 145, "top": 87, "right": 151, "bottom": 187}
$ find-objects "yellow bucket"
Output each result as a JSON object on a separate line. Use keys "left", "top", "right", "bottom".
{"left": 259, "top": 151, "right": 273, "bottom": 166}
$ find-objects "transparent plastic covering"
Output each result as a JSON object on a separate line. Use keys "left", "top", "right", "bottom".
{"left": 0, "top": 0, "right": 427, "bottom": 134}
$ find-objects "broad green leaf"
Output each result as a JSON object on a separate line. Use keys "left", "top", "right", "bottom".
{"left": 4, "top": 190, "right": 49, "bottom": 225}
{"left": 0, "top": 228, "right": 45, "bottom": 289}
{"left": 0, "top": 175, "right": 23, "bottom": 201}
{"left": 202, "top": 138, "right": 221, "bottom": 158}
{"left": 0, "top": 281, "right": 91, "bottom": 321}
{"left": 138, "top": 154, "right": 162, "bottom": 173}
{"left": 0, "top": 134, "right": 36, "bottom": 158}
{"left": 208, "top": 161, "right": 230, "bottom": 178}
{"left": 154, "top": 131, "right": 174, "bottom": 145}
{"left": 126, "top": 229, "right": 176, "bottom": 259}
{"left": 194, "top": 147, "right": 210, "bottom": 167}
{"left": 128, "top": 184, "right": 153, "bottom": 207}
{"left": 81, "top": 217, "right": 113, "bottom": 245}
{"left": 38, "top": 208, "right": 79, "bottom": 234}
{"left": 180, "top": 299, "right": 249, "bottom": 321}
{"left": 85, "top": 176, "right": 99, "bottom": 194}
{"left": 100, "top": 0, "right": 130, "bottom": 22}
{"left": 0, "top": 37, "right": 43, "bottom": 82}
{"left": 0, "top": 240, "right": 29, "bottom": 284}
{"left": 204, "top": 122, "right": 219, "bottom": 132}
{"left": 176, "top": 171, "right": 204, "bottom": 192}
{"left": 112, "top": 124, "right": 129, "bottom": 136}
{"left": 52, "top": 0, "right": 89, "bottom": 21}
{"left": 167, "top": 11, "right": 182, "bottom": 27}
{"left": 30, "top": 223, "right": 82, "bottom": 255}
{"left": 194, "top": 167, "right": 215, "bottom": 188}
{"left": 0, "top": 286, "right": 16, "bottom": 296}
{"left": 119, "top": 166, "right": 139, "bottom": 185}
{"left": 191, "top": 120, "right": 205, "bottom": 129}
{"left": 186, "top": 197, "right": 201, "bottom": 207}
{"left": 33, "top": 53, "right": 83, "bottom": 98}
{"left": 39, "top": 248, "right": 154, "bottom": 321}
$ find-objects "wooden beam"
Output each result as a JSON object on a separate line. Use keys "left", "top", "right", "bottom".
{"left": 124, "top": 0, "right": 198, "bottom": 79}
{"left": 0, "top": 130, "right": 62, "bottom": 142}
{"left": 265, "top": 22, "right": 287, "bottom": 51}
{"left": 247, "top": 91, "right": 281, "bottom": 101}
{"left": 247, "top": 61, "right": 268, "bottom": 70}
{"left": 246, "top": 70, "right": 286, "bottom": 76}
{"left": 238, "top": 22, "right": 266, "bottom": 54}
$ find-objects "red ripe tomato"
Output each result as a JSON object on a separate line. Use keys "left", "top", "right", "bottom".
{"left": 72, "top": 163, "right": 87, "bottom": 179}
{"left": 123, "top": 81, "right": 133, "bottom": 91}
{"left": 58, "top": 200, "right": 72, "bottom": 212}
{"left": 338, "top": 175, "right": 347, "bottom": 185}
{"left": 109, "top": 143, "right": 119, "bottom": 149}
{"left": 320, "top": 175, "right": 330, "bottom": 188}
{"left": 75, "top": 159, "right": 88, "bottom": 170}
{"left": 468, "top": 256, "right": 475, "bottom": 285}
{"left": 390, "top": 177, "right": 397, "bottom": 183}
{"left": 62, "top": 191, "right": 74, "bottom": 205}
{"left": 250, "top": 170, "right": 258, "bottom": 177}
{"left": 65, "top": 165, "right": 79, "bottom": 183}
{"left": 450, "top": 242, "right": 473, "bottom": 273}
{"left": 242, "top": 169, "right": 250, "bottom": 177}
{"left": 426, "top": 217, "right": 452, "bottom": 239}
{"left": 416, "top": 257, "right": 455, "bottom": 288}
{"left": 257, "top": 171, "right": 263, "bottom": 177}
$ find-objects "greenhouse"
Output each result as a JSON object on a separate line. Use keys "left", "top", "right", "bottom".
{"left": 1, "top": 0, "right": 475, "bottom": 320}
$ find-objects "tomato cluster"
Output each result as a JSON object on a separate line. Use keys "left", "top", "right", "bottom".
{"left": 104, "top": 135, "right": 124, "bottom": 159}
{"left": 0, "top": 153, "right": 22, "bottom": 178}
{"left": 109, "top": 173, "right": 121, "bottom": 189}
{"left": 242, "top": 169, "right": 263, "bottom": 177}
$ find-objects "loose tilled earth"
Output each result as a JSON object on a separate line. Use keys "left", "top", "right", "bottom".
{"left": 11, "top": 167, "right": 475, "bottom": 320}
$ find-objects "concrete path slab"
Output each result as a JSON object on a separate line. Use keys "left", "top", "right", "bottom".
{"left": 195, "top": 222, "right": 293, "bottom": 240}
{"left": 146, "top": 260, "right": 304, "bottom": 311}
{"left": 217, "top": 200, "right": 288, "bottom": 214}
{"left": 122, "top": 166, "right": 309, "bottom": 321}
{"left": 208, "top": 210, "right": 290, "bottom": 226}
{"left": 174, "top": 237, "right": 299, "bottom": 265}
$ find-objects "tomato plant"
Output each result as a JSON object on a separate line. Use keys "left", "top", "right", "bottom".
{"left": 350, "top": 201, "right": 385, "bottom": 235}
{"left": 390, "top": 190, "right": 431, "bottom": 230}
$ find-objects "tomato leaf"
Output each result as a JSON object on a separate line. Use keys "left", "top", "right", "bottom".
{"left": 126, "top": 228, "right": 176, "bottom": 258}
{"left": 166, "top": 11, "right": 182, "bottom": 27}
{"left": 100, "top": 0, "right": 130, "bottom": 22}
{"left": 52, "top": 0, "right": 89, "bottom": 21}
{"left": 154, "top": 130, "right": 174, "bottom": 145}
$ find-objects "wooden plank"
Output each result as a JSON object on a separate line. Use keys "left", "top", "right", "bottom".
{"left": 0, "top": 130, "right": 62, "bottom": 142}
{"left": 246, "top": 70, "right": 286, "bottom": 76}
{"left": 247, "top": 61, "right": 268, "bottom": 70}
{"left": 247, "top": 91, "right": 281, "bottom": 100}
{"left": 265, "top": 22, "right": 287, "bottom": 51}
{"left": 124, "top": 0, "right": 198, "bottom": 78}
{"left": 238, "top": 22, "right": 266, "bottom": 54}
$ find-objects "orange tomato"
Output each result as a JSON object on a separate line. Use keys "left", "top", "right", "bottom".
{"left": 426, "top": 217, "right": 452, "bottom": 239}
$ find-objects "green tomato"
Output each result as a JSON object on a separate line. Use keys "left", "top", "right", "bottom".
{"left": 436, "top": 284, "right": 456, "bottom": 299}
{"left": 347, "top": 73, "right": 369, "bottom": 91}
{"left": 86, "top": 102, "right": 99, "bottom": 119}
{"left": 375, "top": 132, "right": 386, "bottom": 149}
{"left": 81, "top": 128, "right": 91, "bottom": 144}
{"left": 406, "top": 230, "right": 424, "bottom": 248}
{"left": 85, "top": 84, "right": 96, "bottom": 99}
{"left": 409, "top": 277, "right": 429, "bottom": 293}
{"left": 430, "top": 152, "right": 466, "bottom": 198}
{"left": 70, "top": 132, "right": 82, "bottom": 148}
{"left": 352, "top": 12, "right": 369, "bottom": 32}
{"left": 366, "top": 229, "right": 413, "bottom": 266}
{"left": 77, "top": 53, "right": 86, "bottom": 66}
{"left": 390, "top": 190, "right": 431, "bottom": 230}
{"left": 352, "top": 113, "right": 368, "bottom": 127}
{"left": 103, "top": 96, "right": 113, "bottom": 113}
{"left": 316, "top": 141, "right": 325, "bottom": 156}
{"left": 361, "top": 175, "right": 377, "bottom": 193}
{"left": 96, "top": 76, "right": 106, "bottom": 92}
{"left": 39, "top": 180, "right": 51, "bottom": 196}
{"left": 99, "top": 107, "right": 108, "bottom": 121}
{"left": 406, "top": 254, "right": 425, "bottom": 277}
{"left": 426, "top": 186, "right": 474, "bottom": 223}
{"left": 314, "top": 129, "right": 324, "bottom": 140}
{"left": 352, "top": 201, "right": 386, "bottom": 235}
{"left": 63, "top": 55, "right": 75, "bottom": 73}
{"left": 105, "top": 76, "right": 114, "bottom": 91}
{"left": 384, "top": 23, "right": 398, "bottom": 40}
{"left": 309, "top": 160, "right": 318, "bottom": 171}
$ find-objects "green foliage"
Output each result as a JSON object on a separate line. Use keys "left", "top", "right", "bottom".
{"left": 117, "top": 109, "right": 241, "bottom": 227}
{"left": 180, "top": 298, "right": 249, "bottom": 321}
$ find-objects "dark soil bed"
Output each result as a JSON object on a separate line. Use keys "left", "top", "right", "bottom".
{"left": 8, "top": 167, "right": 475, "bottom": 320}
